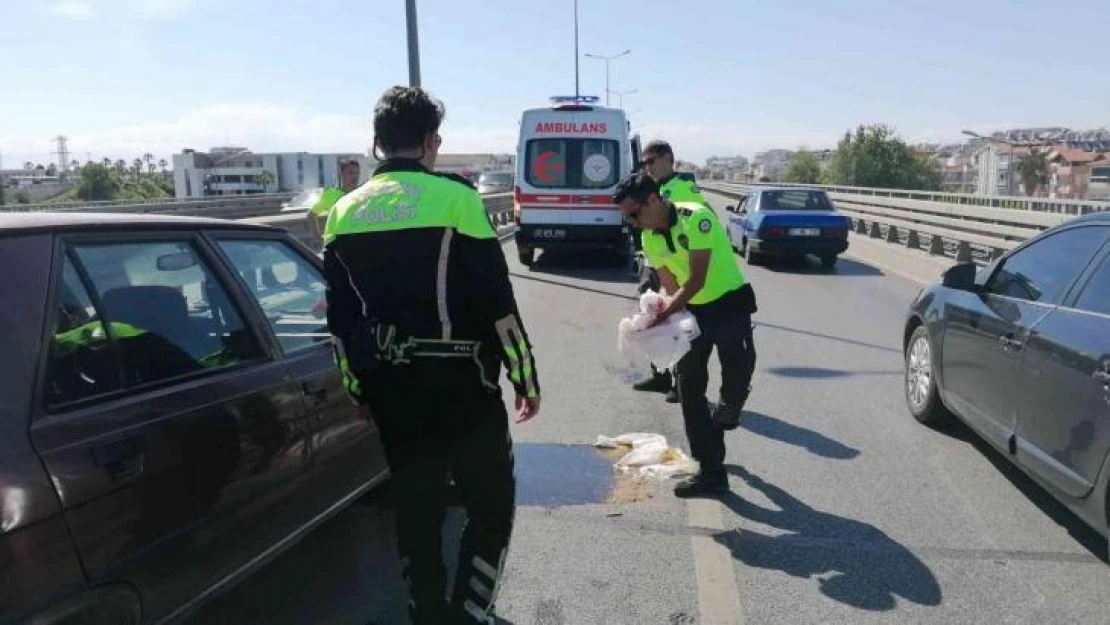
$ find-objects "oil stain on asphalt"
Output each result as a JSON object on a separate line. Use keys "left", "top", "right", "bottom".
{"left": 513, "top": 443, "right": 656, "bottom": 507}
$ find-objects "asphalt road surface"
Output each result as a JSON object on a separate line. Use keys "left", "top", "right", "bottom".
{"left": 186, "top": 195, "right": 1109, "bottom": 625}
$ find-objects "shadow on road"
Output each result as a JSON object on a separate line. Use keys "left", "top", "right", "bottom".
{"left": 766, "top": 366, "right": 902, "bottom": 379}
{"left": 714, "top": 465, "right": 942, "bottom": 612}
{"left": 527, "top": 248, "right": 638, "bottom": 285}
{"left": 756, "top": 255, "right": 885, "bottom": 277}
{"left": 755, "top": 322, "right": 902, "bottom": 355}
{"left": 508, "top": 271, "right": 639, "bottom": 302}
{"left": 740, "top": 411, "right": 861, "bottom": 460}
{"left": 930, "top": 419, "right": 1109, "bottom": 563}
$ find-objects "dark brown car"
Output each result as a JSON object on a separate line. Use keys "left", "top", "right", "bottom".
{"left": 0, "top": 212, "right": 388, "bottom": 624}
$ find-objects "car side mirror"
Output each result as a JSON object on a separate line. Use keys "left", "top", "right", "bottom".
{"left": 942, "top": 263, "right": 979, "bottom": 292}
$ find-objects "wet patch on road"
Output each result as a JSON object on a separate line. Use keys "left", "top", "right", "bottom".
{"left": 514, "top": 443, "right": 657, "bottom": 507}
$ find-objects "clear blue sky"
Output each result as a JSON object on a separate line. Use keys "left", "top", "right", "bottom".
{"left": 2, "top": 0, "right": 1107, "bottom": 167}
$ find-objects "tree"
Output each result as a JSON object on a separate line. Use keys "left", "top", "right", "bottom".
{"left": 158, "top": 158, "right": 168, "bottom": 173}
{"left": 114, "top": 160, "right": 127, "bottom": 178}
{"left": 1016, "top": 149, "right": 1050, "bottom": 196}
{"left": 783, "top": 151, "right": 823, "bottom": 184}
{"left": 0, "top": 183, "right": 6, "bottom": 206}
{"left": 824, "top": 124, "right": 941, "bottom": 191}
{"left": 256, "top": 170, "right": 275, "bottom": 192}
{"left": 23, "top": 161, "right": 33, "bottom": 171}
{"left": 76, "top": 163, "right": 122, "bottom": 201}
{"left": 102, "top": 157, "right": 113, "bottom": 168}
{"left": 143, "top": 153, "right": 154, "bottom": 171}
{"left": 133, "top": 158, "right": 144, "bottom": 180}
{"left": 15, "top": 191, "right": 31, "bottom": 204}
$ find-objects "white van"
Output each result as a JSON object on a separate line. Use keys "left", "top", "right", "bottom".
{"left": 513, "top": 96, "right": 641, "bottom": 267}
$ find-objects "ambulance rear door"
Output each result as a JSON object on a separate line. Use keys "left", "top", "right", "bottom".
{"left": 517, "top": 106, "right": 628, "bottom": 231}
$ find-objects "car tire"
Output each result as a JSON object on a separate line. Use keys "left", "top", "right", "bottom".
{"left": 905, "top": 325, "right": 949, "bottom": 426}
{"left": 820, "top": 254, "right": 838, "bottom": 269}
{"left": 518, "top": 247, "right": 535, "bottom": 267}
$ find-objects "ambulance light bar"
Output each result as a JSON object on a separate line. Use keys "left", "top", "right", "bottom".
{"left": 549, "top": 95, "right": 600, "bottom": 105}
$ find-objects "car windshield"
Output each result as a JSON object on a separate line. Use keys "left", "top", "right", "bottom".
{"left": 479, "top": 172, "right": 513, "bottom": 186}
{"left": 760, "top": 190, "right": 834, "bottom": 211}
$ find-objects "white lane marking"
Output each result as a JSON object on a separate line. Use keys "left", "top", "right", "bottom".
{"left": 688, "top": 499, "right": 745, "bottom": 625}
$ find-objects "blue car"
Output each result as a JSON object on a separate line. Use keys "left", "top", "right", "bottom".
{"left": 724, "top": 187, "right": 851, "bottom": 268}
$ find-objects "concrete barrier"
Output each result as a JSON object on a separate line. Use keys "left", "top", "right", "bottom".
{"left": 243, "top": 192, "right": 515, "bottom": 249}
{"left": 8, "top": 193, "right": 295, "bottom": 216}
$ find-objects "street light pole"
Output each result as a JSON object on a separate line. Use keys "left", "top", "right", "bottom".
{"left": 611, "top": 88, "right": 637, "bottom": 110}
{"left": 406, "top": 0, "right": 421, "bottom": 87}
{"left": 574, "top": 0, "right": 580, "bottom": 99}
{"left": 584, "top": 49, "right": 631, "bottom": 106}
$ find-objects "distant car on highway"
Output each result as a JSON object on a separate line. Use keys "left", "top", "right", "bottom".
{"left": 280, "top": 187, "right": 324, "bottom": 213}
{"left": 0, "top": 212, "right": 388, "bottom": 624}
{"left": 476, "top": 170, "right": 515, "bottom": 195}
{"left": 903, "top": 212, "right": 1110, "bottom": 542}
{"left": 724, "top": 188, "right": 851, "bottom": 268}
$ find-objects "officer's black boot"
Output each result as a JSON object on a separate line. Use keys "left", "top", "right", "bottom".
{"left": 664, "top": 387, "right": 679, "bottom": 403}
{"left": 711, "top": 401, "right": 744, "bottom": 431}
{"left": 674, "top": 468, "right": 729, "bottom": 498}
{"left": 633, "top": 366, "right": 673, "bottom": 394}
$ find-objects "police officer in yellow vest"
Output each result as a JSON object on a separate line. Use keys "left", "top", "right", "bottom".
{"left": 615, "top": 171, "right": 757, "bottom": 498}
{"left": 307, "top": 158, "right": 361, "bottom": 246}
{"left": 632, "top": 140, "right": 712, "bottom": 403}
{"left": 323, "top": 86, "right": 540, "bottom": 625}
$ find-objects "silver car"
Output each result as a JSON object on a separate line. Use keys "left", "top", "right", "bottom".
{"left": 477, "top": 171, "right": 514, "bottom": 195}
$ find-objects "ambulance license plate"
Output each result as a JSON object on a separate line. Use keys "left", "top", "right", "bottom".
{"left": 535, "top": 228, "right": 567, "bottom": 239}
{"left": 788, "top": 227, "right": 821, "bottom": 237}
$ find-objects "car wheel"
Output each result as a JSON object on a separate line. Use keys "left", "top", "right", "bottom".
{"left": 518, "top": 247, "right": 535, "bottom": 267}
{"left": 820, "top": 254, "right": 838, "bottom": 269}
{"left": 905, "top": 325, "right": 949, "bottom": 426}
{"left": 746, "top": 244, "right": 764, "bottom": 266}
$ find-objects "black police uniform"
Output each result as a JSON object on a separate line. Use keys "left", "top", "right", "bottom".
{"left": 322, "top": 158, "right": 541, "bottom": 624}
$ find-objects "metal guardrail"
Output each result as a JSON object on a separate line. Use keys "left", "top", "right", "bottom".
{"left": 713, "top": 180, "right": 1110, "bottom": 216}
{"left": 702, "top": 182, "right": 1083, "bottom": 264}
{"left": 242, "top": 193, "right": 515, "bottom": 249}
{"left": 6, "top": 192, "right": 297, "bottom": 213}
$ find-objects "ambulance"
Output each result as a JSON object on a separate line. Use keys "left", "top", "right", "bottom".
{"left": 513, "top": 96, "right": 641, "bottom": 268}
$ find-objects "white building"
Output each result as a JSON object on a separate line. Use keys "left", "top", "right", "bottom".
{"left": 172, "top": 147, "right": 374, "bottom": 199}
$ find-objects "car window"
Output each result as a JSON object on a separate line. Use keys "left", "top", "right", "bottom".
{"left": 479, "top": 172, "right": 513, "bottom": 186}
{"left": 217, "top": 239, "right": 329, "bottom": 353}
{"left": 760, "top": 190, "right": 834, "bottom": 211}
{"left": 70, "top": 240, "right": 264, "bottom": 389}
{"left": 43, "top": 255, "right": 125, "bottom": 407}
{"left": 1073, "top": 248, "right": 1110, "bottom": 316}
{"left": 524, "top": 138, "right": 619, "bottom": 189}
{"left": 985, "top": 226, "right": 1108, "bottom": 305}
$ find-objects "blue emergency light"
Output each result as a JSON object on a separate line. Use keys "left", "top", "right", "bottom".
{"left": 549, "top": 95, "right": 600, "bottom": 105}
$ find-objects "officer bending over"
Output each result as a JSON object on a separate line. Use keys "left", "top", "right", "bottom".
{"left": 615, "top": 172, "right": 757, "bottom": 497}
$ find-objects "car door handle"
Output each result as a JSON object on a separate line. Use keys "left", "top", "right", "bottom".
{"left": 997, "top": 335, "right": 1022, "bottom": 351}
{"left": 92, "top": 435, "right": 144, "bottom": 481}
{"left": 302, "top": 382, "right": 328, "bottom": 406}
